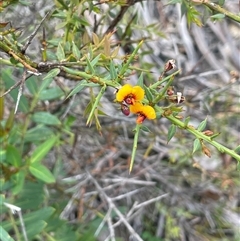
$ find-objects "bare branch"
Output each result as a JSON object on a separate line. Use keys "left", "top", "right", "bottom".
{"left": 21, "top": 11, "right": 52, "bottom": 54}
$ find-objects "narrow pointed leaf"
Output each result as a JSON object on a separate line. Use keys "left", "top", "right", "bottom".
{"left": 6, "top": 145, "right": 22, "bottom": 167}
{"left": 197, "top": 117, "right": 207, "bottom": 131}
{"left": 137, "top": 73, "right": 144, "bottom": 88}
{"left": 43, "top": 68, "right": 60, "bottom": 81}
{"left": 30, "top": 136, "right": 58, "bottom": 163}
{"left": 109, "top": 60, "right": 117, "bottom": 79}
{"left": 32, "top": 112, "right": 61, "bottom": 126}
{"left": 167, "top": 124, "right": 176, "bottom": 143}
{"left": 29, "top": 163, "right": 55, "bottom": 183}
{"left": 72, "top": 41, "right": 81, "bottom": 60}
{"left": 56, "top": 42, "right": 65, "bottom": 61}
{"left": 192, "top": 138, "right": 201, "bottom": 154}
{"left": 86, "top": 57, "right": 95, "bottom": 74}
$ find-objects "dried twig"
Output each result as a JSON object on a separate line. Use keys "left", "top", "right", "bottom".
{"left": 87, "top": 171, "right": 144, "bottom": 241}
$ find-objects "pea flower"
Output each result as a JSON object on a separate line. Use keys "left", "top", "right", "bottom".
{"left": 116, "top": 84, "right": 144, "bottom": 105}
{"left": 130, "top": 102, "right": 156, "bottom": 124}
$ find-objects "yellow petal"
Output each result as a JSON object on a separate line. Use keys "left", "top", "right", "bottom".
{"left": 132, "top": 86, "right": 144, "bottom": 101}
{"left": 142, "top": 105, "right": 156, "bottom": 119}
{"left": 130, "top": 102, "right": 144, "bottom": 114}
{"left": 116, "top": 84, "right": 133, "bottom": 102}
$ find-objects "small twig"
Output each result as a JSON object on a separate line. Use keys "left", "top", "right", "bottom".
{"left": 87, "top": 171, "right": 144, "bottom": 241}
{"left": 133, "top": 193, "right": 169, "bottom": 209}
{"left": 21, "top": 11, "right": 52, "bottom": 54}
{"left": 101, "top": 178, "right": 156, "bottom": 186}
{"left": 4, "top": 203, "right": 29, "bottom": 241}
{"left": 0, "top": 80, "right": 21, "bottom": 98}
{"left": 111, "top": 188, "right": 143, "bottom": 201}
{"left": 94, "top": 208, "right": 112, "bottom": 238}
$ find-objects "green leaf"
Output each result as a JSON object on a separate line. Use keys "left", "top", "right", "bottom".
{"left": 137, "top": 73, "right": 144, "bottom": 88}
{"left": 234, "top": 145, "right": 240, "bottom": 154}
{"left": 91, "top": 54, "right": 101, "bottom": 67}
{"left": 38, "top": 69, "right": 59, "bottom": 93}
{"left": 24, "top": 207, "right": 55, "bottom": 224}
{"left": 129, "top": 124, "right": 141, "bottom": 173}
{"left": 65, "top": 80, "right": 88, "bottom": 99}
{"left": 211, "top": 13, "right": 225, "bottom": 20}
{"left": 39, "top": 87, "right": 64, "bottom": 101}
{"left": 29, "top": 136, "right": 58, "bottom": 163}
{"left": 26, "top": 75, "right": 38, "bottom": 95}
{"left": 109, "top": 60, "right": 117, "bottom": 79}
{"left": 29, "top": 163, "right": 56, "bottom": 183}
{"left": 24, "top": 125, "right": 54, "bottom": 143}
{"left": 197, "top": 117, "right": 207, "bottom": 131}
{"left": 167, "top": 124, "right": 176, "bottom": 143}
{"left": 6, "top": 145, "right": 22, "bottom": 167}
{"left": 140, "top": 125, "right": 151, "bottom": 133}
{"left": 144, "top": 85, "right": 153, "bottom": 102}
{"left": 43, "top": 68, "right": 60, "bottom": 81}
{"left": 12, "top": 170, "right": 26, "bottom": 195}
{"left": 56, "top": 42, "right": 65, "bottom": 61}
{"left": 32, "top": 112, "right": 61, "bottom": 126}
{"left": 72, "top": 41, "right": 81, "bottom": 60}
{"left": 184, "top": 116, "right": 190, "bottom": 127}
{"left": 86, "top": 85, "right": 106, "bottom": 126}
{"left": 192, "top": 138, "right": 201, "bottom": 154}
{"left": 0, "top": 226, "right": 14, "bottom": 241}
{"left": 14, "top": 182, "right": 45, "bottom": 210}
{"left": 26, "top": 221, "right": 47, "bottom": 239}
{"left": 86, "top": 57, "right": 95, "bottom": 74}
{"left": 0, "top": 149, "right": 6, "bottom": 163}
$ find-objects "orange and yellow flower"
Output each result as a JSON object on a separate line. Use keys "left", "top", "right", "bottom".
{"left": 130, "top": 102, "right": 156, "bottom": 124}
{"left": 116, "top": 84, "right": 144, "bottom": 105}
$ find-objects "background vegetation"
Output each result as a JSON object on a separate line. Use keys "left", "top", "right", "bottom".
{"left": 1, "top": 0, "right": 240, "bottom": 241}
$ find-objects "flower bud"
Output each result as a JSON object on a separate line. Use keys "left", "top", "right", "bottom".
{"left": 164, "top": 59, "right": 176, "bottom": 72}
{"left": 121, "top": 103, "right": 130, "bottom": 116}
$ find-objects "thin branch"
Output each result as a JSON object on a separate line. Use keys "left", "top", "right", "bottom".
{"left": 21, "top": 11, "right": 52, "bottom": 54}
{"left": 0, "top": 80, "right": 21, "bottom": 98}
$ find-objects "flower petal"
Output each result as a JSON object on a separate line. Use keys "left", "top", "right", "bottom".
{"left": 132, "top": 86, "right": 144, "bottom": 101}
{"left": 130, "top": 103, "right": 156, "bottom": 120}
{"left": 142, "top": 105, "right": 156, "bottom": 119}
{"left": 116, "top": 84, "right": 133, "bottom": 102}
{"left": 129, "top": 102, "right": 144, "bottom": 114}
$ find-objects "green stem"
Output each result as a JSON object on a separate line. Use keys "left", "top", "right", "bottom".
{"left": 117, "top": 40, "right": 143, "bottom": 82}
{"left": 150, "top": 69, "right": 181, "bottom": 90}
{"left": 152, "top": 75, "right": 175, "bottom": 105}
{"left": 166, "top": 114, "right": 240, "bottom": 162}
{"left": 129, "top": 124, "right": 141, "bottom": 173}
{"left": 86, "top": 84, "right": 107, "bottom": 126}
{"left": 203, "top": 2, "right": 240, "bottom": 23}
{"left": 62, "top": 66, "right": 120, "bottom": 88}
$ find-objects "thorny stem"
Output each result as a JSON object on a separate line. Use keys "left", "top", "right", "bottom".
{"left": 190, "top": 0, "right": 240, "bottom": 23}
{"left": 166, "top": 114, "right": 240, "bottom": 162}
